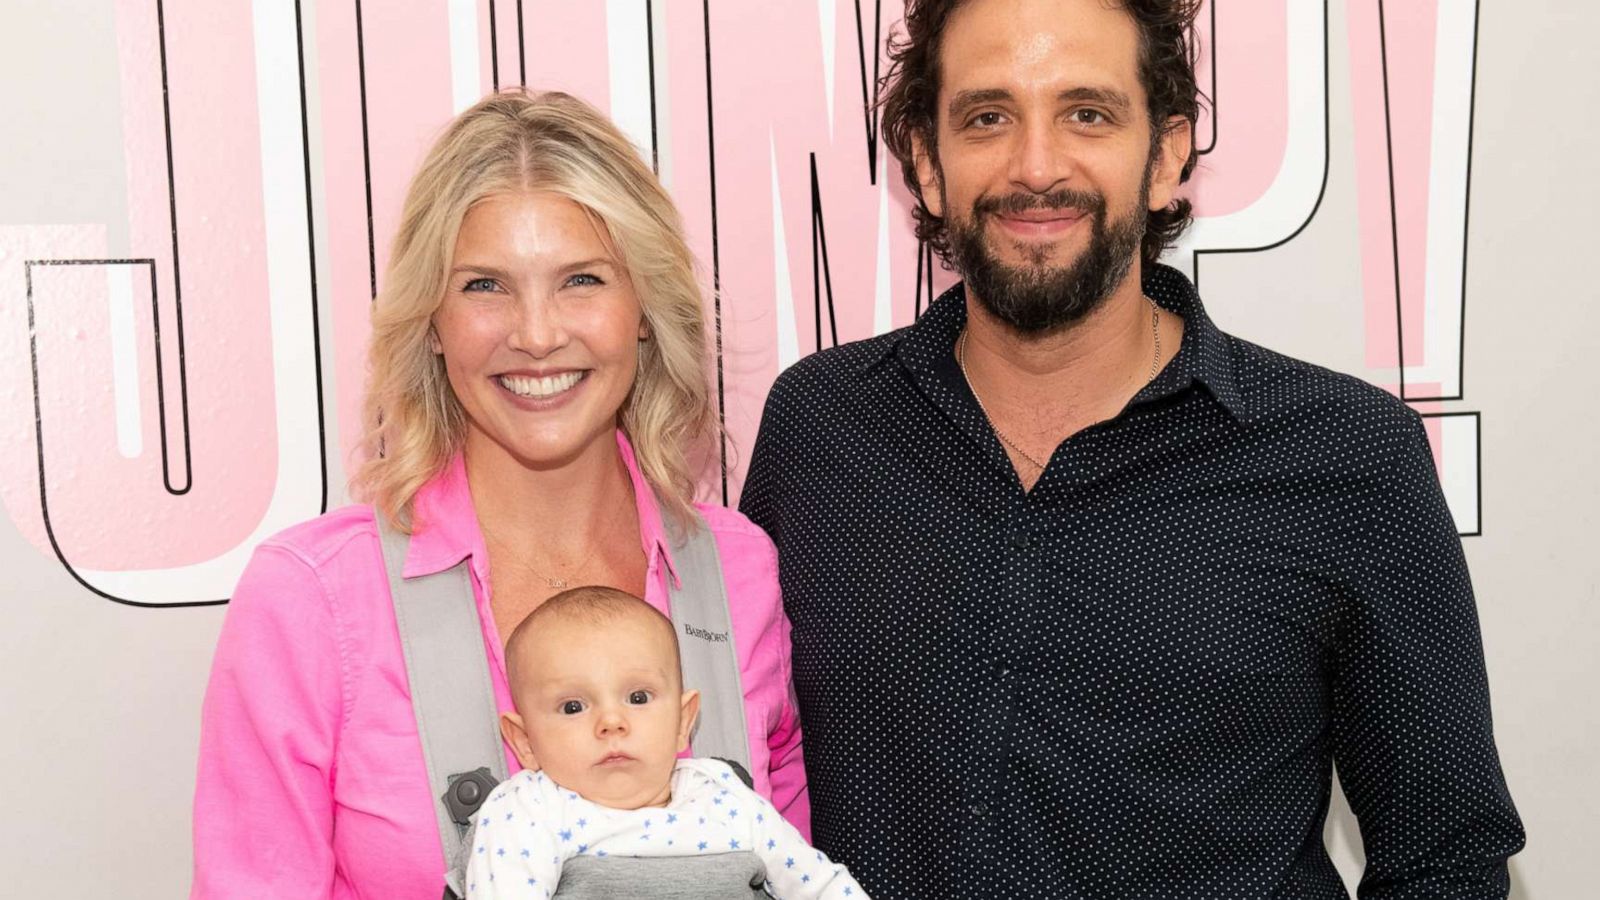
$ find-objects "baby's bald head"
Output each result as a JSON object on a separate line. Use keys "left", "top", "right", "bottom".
{"left": 504, "top": 585, "right": 682, "bottom": 707}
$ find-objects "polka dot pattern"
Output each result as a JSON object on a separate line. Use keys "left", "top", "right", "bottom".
{"left": 738, "top": 265, "right": 1524, "bottom": 899}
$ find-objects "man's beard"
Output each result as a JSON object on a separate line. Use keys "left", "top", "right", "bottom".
{"left": 945, "top": 166, "right": 1150, "bottom": 335}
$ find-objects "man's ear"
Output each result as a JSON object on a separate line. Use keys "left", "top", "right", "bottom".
{"left": 911, "top": 132, "right": 945, "bottom": 218}
{"left": 501, "top": 712, "right": 540, "bottom": 772}
{"left": 1147, "top": 114, "right": 1194, "bottom": 213}
{"left": 676, "top": 689, "right": 702, "bottom": 753}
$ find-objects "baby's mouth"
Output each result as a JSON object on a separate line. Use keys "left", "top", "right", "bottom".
{"left": 596, "top": 751, "right": 635, "bottom": 767}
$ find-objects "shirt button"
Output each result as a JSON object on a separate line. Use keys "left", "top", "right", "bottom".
{"left": 1010, "top": 529, "right": 1031, "bottom": 549}
{"left": 969, "top": 803, "right": 989, "bottom": 817}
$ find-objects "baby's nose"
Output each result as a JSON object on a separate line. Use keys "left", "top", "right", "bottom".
{"left": 597, "top": 709, "right": 629, "bottom": 735}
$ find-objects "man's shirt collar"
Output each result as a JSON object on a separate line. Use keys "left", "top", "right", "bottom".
{"left": 877, "top": 263, "right": 1252, "bottom": 423}
{"left": 1140, "top": 263, "right": 1250, "bottom": 422}
{"left": 404, "top": 429, "right": 680, "bottom": 584}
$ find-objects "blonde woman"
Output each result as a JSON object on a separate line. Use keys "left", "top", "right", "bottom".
{"left": 191, "top": 91, "right": 806, "bottom": 898}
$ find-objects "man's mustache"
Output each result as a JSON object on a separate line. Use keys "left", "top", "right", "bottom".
{"left": 972, "top": 189, "right": 1106, "bottom": 218}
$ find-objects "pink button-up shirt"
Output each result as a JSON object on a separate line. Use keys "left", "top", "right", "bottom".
{"left": 192, "top": 432, "right": 807, "bottom": 899}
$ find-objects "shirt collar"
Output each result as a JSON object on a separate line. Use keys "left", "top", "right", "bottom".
{"left": 878, "top": 263, "right": 1251, "bottom": 423}
{"left": 404, "top": 429, "right": 680, "bottom": 584}
{"left": 615, "top": 429, "right": 681, "bottom": 588}
{"left": 404, "top": 453, "right": 483, "bottom": 579}
{"left": 1139, "top": 263, "right": 1250, "bottom": 422}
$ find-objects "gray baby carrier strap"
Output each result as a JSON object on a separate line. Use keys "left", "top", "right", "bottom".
{"left": 377, "top": 507, "right": 756, "bottom": 900}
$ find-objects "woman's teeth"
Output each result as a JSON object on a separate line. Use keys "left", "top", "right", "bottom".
{"left": 498, "top": 371, "right": 584, "bottom": 398}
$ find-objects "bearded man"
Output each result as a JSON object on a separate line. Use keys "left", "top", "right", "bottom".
{"left": 739, "top": 0, "right": 1524, "bottom": 897}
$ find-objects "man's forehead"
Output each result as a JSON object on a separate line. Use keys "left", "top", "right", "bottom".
{"left": 937, "top": 0, "right": 1144, "bottom": 100}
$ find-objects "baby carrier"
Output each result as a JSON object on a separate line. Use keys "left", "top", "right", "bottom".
{"left": 378, "top": 505, "right": 768, "bottom": 899}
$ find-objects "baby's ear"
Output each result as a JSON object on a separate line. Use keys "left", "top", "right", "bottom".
{"left": 676, "top": 689, "right": 701, "bottom": 753}
{"left": 500, "top": 712, "right": 540, "bottom": 772}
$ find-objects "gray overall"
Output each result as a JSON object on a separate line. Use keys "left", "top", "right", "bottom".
{"left": 378, "top": 509, "right": 767, "bottom": 900}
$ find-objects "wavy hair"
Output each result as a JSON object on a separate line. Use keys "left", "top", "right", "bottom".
{"left": 880, "top": 0, "right": 1204, "bottom": 266}
{"left": 353, "top": 90, "right": 717, "bottom": 532}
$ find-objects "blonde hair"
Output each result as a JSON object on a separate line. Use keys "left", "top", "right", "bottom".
{"left": 353, "top": 89, "right": 717, "bottom": 531}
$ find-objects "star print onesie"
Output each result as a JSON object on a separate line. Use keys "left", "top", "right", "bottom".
{"left": 464, "top": 758, "right": 867, "bottom": 899}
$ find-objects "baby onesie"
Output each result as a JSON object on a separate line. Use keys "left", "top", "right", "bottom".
{"left": 465, "top": 758, "right": 867, "bottom": 899}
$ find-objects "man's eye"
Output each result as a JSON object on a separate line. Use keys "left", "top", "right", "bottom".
{"left": 560, "top": 700, "right": 586, "bottom": 715}
{"left": 1072, "top": 109, "right": 1107, "bottom": 126}
{"left": 627, "top": 690, "right": 651, "bottom": 705}
{"left": 968, "top": 111, "right": 1005, "bottom": 129}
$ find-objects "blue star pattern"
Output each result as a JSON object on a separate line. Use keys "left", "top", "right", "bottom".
{"left": 464, "top": 760, "right": 869, "bottom": 899}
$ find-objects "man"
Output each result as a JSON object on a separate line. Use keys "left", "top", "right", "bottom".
{"left": 739, "top": 0, "right": 1524, "bottom": 897}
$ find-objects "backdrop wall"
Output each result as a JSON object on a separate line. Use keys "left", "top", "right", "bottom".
{"left": 2, "top": 1, "right": 1594, "bottom": 896}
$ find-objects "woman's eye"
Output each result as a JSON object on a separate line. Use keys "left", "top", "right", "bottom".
{"left": 462, "top": 277, "right": 497, "bottom": 292}
{"left": 627, "top": 690, "right": 651, "bottom": 705}
{"left": 560, "top": 700, "right": 586, "bottom": 715}
{"left": 566, "top": 273, "right": 604, "bottom": 288}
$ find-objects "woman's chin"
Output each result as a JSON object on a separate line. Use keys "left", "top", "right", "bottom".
{"left": 470, "top": 421, "right": 620, "bottom": 474}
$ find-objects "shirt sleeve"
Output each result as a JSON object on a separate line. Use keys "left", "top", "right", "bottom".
{"left": 740, "top": 362, "right": 810, "bottom": 838}
{"left": 465, "top": 774, "right": 566, "bottom": 899}
{"left": 748, "top": 790, "right": 868, "bottom": 900}
{"left": 767, "top": 599, "right": 811, "bottom": 838}
{"left": 1334, "top": 413, "right": 1525, "bottom": 898}
{"left": 191, "top": 544, "right": 345, "bottom": 899}
{"left": 738, "top": 368, "right": 792, "bottom": 544}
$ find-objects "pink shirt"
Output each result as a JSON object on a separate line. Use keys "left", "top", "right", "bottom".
{"left": 191, "top": 432, "right": 807, "bottom": 899}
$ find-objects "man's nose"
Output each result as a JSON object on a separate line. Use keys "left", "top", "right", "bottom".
{"left": 1009, "top": 118, "right": 1075, "bottom": 195}
{"left": 507, "top": 294, "right": 567, "bottom": 357}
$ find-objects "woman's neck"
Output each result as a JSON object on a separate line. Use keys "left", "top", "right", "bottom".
{"left": 463, "top": 427, "right": 636, "bottom": 556}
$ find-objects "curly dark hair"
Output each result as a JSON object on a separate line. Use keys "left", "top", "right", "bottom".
{"left": 879, "top": 0, "right": 1204, "bottom": 267}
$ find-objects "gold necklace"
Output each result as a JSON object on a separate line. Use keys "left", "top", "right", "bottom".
{"left": 958, "top": 297, "right": 1163, "bottom": 471}
{"left": 483, "top": 489, "right": 632, "bottom": 590}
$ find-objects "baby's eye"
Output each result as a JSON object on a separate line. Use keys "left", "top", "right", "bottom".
{"left": 560, "top": 700, "right": 586, "bottom": 715}
{"left": 627, "top": 690, "right": 652, "bottom": 705}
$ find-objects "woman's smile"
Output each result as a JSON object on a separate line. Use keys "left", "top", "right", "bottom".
{"left": 496, "top": 370, "right": 589, "bottom": 403}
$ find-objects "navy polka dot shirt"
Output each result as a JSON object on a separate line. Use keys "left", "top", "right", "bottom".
{"left": 739, "top": 265, "right": 1524, "bottom": 899}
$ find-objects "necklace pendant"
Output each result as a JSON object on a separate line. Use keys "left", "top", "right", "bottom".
{"left": 546, "top": 577, "right": 569, "bottom": 589}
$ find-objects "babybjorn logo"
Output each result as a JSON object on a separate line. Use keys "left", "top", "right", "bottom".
{"left": 683, "top": 623, "right": 729, "bottom": 643}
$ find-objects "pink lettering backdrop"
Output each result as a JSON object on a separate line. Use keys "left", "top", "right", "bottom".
{"left": 0, "top": 0, "right": 1484, "bottom": 607}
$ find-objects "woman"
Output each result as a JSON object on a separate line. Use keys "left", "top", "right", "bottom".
{"left": 191, "top": 90, "right": 806, "bottom": 898}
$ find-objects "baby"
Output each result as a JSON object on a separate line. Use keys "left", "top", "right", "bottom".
{"left": 465, "top": 585, "right": 867, "bottom": 899}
